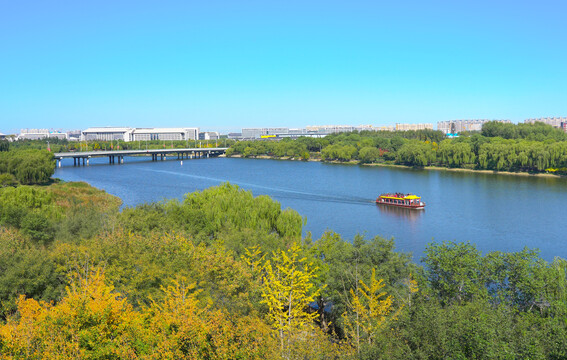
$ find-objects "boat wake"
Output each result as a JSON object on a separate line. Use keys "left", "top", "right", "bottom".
{"left": 137, "top": 167, "right": 374, "bottom": 206}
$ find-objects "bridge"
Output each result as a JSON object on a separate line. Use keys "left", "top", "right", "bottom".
{"left": 54, "top": 147, "right": 228, "bottom": 167}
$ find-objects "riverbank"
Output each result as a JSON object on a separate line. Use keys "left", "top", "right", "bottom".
{"left": 223, "top": 154, "right": 565, "bottom": 178}
{"left": 363, "top": 163, "right": 565, "bottom": 178}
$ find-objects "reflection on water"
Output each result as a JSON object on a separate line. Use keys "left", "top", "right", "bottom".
{"left": 376, "top": 204, "right": 424, "bottom": 221}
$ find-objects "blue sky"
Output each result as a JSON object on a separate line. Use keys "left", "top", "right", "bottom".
{"left": 1, "top": 0, "right": 566, "bottom": 133}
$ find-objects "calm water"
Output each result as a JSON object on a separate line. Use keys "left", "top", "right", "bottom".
{"left": 54, "top": 156, "right": 567, "bottom": 262}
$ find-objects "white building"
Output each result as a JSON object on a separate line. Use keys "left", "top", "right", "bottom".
{"left": 81, "top": 127, "right": 199, "bottom": 142}
{"left": 242, "top": 128, "right": 290, "bottom": 139}
{"left": 129, "top": 128, "right": 199, "bottom": 141}
{"left": 306, "top": 124, "right": 396, "bottom": 133}
{"left": 19, "top": 129, "right": 67, "bottom": 140}
{"left": 81, "top": 127, "right": 133, "bottom": 141}
{"left": 199, "top": 131, "right": 220, "bottom": 140}
{"left": 395, "top": 123, "right": 434, "bottom": 131}
{"left": 306, "top": 125, "right": 355, "bottom": 134}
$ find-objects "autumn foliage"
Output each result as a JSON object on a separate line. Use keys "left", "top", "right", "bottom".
{"left": 0, "top": 269, "right": 277, "bottom": 359}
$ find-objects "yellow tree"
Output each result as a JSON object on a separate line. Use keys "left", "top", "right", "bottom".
{"left": 0, "top": 268, "right": 143, "bottom": 359}
{"left": 145, "top": 277, "right": 276, "bottom": 360}
{"left": 342, "top": 268, "right": 396, "bottom": 353}
{"left": 242, "top": 245, "right": 266, "bottom": 276}
{"left": 259, "top": 242, "right": 320, "bottom": 358}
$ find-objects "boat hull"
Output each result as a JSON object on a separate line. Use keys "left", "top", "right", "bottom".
{"left": 376, "top": 201, "right": 425, "bottom": 210}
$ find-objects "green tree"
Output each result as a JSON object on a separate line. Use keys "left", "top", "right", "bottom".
{"left": 358, "top": 146, "right": 380, "bottom": 163}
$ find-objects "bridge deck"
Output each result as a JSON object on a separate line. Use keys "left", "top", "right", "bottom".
{"left": 53, "top": 147, "right": 228, "bottom": 167}
{"left": 54, "top": 147, "right": 228, "bottom": 158}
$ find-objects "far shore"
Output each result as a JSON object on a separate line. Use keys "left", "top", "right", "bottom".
{"left": 221, "top": 154, "right": 565, "bottom": 179}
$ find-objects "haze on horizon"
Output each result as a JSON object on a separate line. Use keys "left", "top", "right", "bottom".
{"left": 1, "top": 0, "right": 566, "bottom": 134}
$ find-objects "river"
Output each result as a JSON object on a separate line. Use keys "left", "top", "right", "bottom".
{"left": 54, "top": 156, "right": 567, "bottom": 262}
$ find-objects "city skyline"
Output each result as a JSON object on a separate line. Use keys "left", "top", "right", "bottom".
{"left": 1, "top": 1, "right": 566, "bottom": 134}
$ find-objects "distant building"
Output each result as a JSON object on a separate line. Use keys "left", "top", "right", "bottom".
{"left": 306, "top": 125, "right": 355, "bottom": 134}
{"left": 395, "top": 123, "right": 433, "bottom": 131}
{"left": 81, "top": 127, "right": 132, "bottom": 141}
{"left": 228, "top": 132, "right": 242, "bottom": 140}
{"left": 306, "top": 124, "right": 395, "bottom": 134}
{"left": 241, "top": 124, "right": 398, "bottom": 139}
{"left": 437, "top": 120, "right": 511, "bottom": 135}
{"left": 18, "top": 129, "right": 67, "bottom": 140}
{"left": 0, "top": 132, "right": 6, "bottom": 140}
{"left": 81, "top": 127, "right": 199, "bottom": 142}
{"left": 561, "top": 122, "right": 567, "bottom": 133}
{"left": 67, "top": 130, "right": 82, "bottom": 142}
{"left": 373, "top": 126, "right": 396, "bottom": 132}
{"left": 199, "top": 131, "right": 220, "bottom": 140}
{"left": 524, "top": 117, "right": 567, "bottom": 129}
{"left": 129, "top": 128, "right": 199, "bottom": 141}
{"left": 242, "top": 128, "right": 290, "bottom": 139}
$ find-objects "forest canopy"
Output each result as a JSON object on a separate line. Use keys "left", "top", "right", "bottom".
{"left": 0, "top": 181, "right": 566, "bottom": 359}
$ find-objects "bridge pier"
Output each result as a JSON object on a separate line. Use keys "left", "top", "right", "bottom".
{"left": 58, "top": 159, "right": 62, "bottom": 168}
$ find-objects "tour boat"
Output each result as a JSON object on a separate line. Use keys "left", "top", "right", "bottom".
{"left": 376, "top": 193, "right": 425, "bottom": 209}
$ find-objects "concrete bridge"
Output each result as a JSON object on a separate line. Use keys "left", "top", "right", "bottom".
{"left": 54, "top": 147, "right": 228, "bottom": 167}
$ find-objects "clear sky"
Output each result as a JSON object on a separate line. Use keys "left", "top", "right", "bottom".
{"left": 1, "top": 0, "right": 566, "bottom": 134}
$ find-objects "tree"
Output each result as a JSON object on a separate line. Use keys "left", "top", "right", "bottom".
{"left": 258, "top": 242, "right": 320, "bottom": 358}
{"left": 358, "top": 146, "right": 380, "bottom": 164}
{"left": 146, "top": 278, "right": 276, "bottom": 359}
{"left": 424, "top": 241, "right": 486, "bottom": 305}
{"left": 0, "top": 173, "right": 18, "bottom": 187}
{"left": 20, "top": 212, "right": 55, "bottom": 245}
{"left": 0, "top": 140, "right": 9, "bottom": 152}
{"left": 0, "top": 269, "right": 143, "bottom": 358}
{"left": 342, "top": 268, "right": 396, "bottom": 354}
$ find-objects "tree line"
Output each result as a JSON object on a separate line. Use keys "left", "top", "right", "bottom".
{"left": 226, "top": 122, "right": 567, "bottom": 174}
{"left": 1, "top": 181, "right": 566, "bottom": 358}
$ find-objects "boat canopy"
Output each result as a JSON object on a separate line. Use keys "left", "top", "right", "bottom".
{"left": 380, "top": 194, "right": 421, "bottom": 200}
{"left": 404, "top": 195, "right": 421, "bottom": 200}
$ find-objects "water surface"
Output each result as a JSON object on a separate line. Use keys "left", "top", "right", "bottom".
{"left": 54, "top": 156, "right": 567, "bottom": 262}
